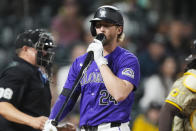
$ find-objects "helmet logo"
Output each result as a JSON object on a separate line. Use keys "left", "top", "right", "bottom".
{"left": 99, "top": 8, "right": 106, "bottom": 17}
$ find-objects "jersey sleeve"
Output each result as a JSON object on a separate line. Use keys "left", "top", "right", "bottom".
{"left": 0, "top": 66, "right": 30, "bottom": 105}
{"left": 117, "top": 54, "right": 140, "bottom": 89}
{"left": 165, "top": 77, "right": 193, "bottom": 112}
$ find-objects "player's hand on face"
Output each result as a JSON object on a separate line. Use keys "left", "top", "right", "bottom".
{"left": 42, "top": 119, "right": 57, "bottom": 131}
{"left": 30, "top": 116, "right": 48, "bottom": 130}
{"left": 87, "top": 39, "right": 108, "bottom": 67}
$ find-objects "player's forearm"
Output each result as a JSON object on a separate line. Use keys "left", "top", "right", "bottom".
{"left": 99, "top": 65, "right": 134, "bottom": 102}
{"left": 0, "top": 102, "right": 33, "bottom": 127}
{"left": 159, "top": 103, "right": 178, "bottom": 131}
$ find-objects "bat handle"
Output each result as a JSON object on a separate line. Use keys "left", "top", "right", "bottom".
{"left": 87, "top": 51, "right": 94, "bottom": 62}
{"left": 51, "top": 120, "right": 58, "bottom": 126}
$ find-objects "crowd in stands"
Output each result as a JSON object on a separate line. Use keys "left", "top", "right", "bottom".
{"left": 1, "top": 0, "right": 196, "bottom": 130}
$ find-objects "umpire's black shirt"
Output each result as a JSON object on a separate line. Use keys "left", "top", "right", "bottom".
{"left": 0, "top": 56, "right": 51, "bottom": 131}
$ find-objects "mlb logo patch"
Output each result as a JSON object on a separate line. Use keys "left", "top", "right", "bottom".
{"left": 122, "top": 68, "right": 134, "bottom": 79}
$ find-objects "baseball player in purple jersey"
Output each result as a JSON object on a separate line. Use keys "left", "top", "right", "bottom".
{"left": 43, "top": 5, "right": 140, "bottom": 131}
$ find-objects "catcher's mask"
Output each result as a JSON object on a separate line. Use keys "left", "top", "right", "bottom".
{"left": 90, "top": 5, "right": 124, "bottom": 37}
{"left": 185, "top": 40, "right": 196, "bottom": 62}
{"left": 15, "top": 29, "right": 56, "bottom": 70}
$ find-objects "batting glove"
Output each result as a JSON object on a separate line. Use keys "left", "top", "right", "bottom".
{"left": 42, "top": 120, "right": 57, "bottom": 131}
{"left": 87, "top": 39, "right": 108, "bottom": 68}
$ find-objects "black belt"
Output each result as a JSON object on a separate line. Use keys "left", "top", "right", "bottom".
{"left": 81, "top": 122, "right": 121, "bottom": 131}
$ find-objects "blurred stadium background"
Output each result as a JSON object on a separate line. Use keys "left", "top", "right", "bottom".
{"left": 0, "top": 0, "right": 196, "bottom": 130}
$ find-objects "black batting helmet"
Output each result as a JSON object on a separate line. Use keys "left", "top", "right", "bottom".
{"left": 15, "top": 29, "right": 56, "bottom": 69}
{"left": 90, "top": 5, "right": 124, "bottom": 36}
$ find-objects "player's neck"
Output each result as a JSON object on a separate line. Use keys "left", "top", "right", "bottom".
{"left": 103, "top": 43, "right": 117, "bottom": 56}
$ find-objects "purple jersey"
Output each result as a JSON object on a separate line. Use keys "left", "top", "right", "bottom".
{"left": 50, "top": 46, "right": 140, "bottom": 126}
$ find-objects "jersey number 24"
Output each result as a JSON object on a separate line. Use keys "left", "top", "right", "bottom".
{"left": 99, "top": 90, "right": 118, "bottom": 105}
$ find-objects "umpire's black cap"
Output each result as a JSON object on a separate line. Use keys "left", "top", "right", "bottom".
{"left": 15, "top": 29, "right": 45, "bottom": 49}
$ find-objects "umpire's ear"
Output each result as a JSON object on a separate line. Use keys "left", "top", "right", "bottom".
{"left": 22, "top": 45, "right": 28, "bottom": 51}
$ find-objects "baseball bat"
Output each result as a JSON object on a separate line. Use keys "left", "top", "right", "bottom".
{"left": 51, "top": 33, "right": 106, "bottom": 126}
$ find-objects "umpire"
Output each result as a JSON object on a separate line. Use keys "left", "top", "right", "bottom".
{"left": 0, "top": 29, "right": 56, "bottom": 131}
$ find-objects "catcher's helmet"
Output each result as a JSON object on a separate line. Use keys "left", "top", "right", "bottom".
{"left": 90, "top": 5, "right": 124, "bottom": 36}
{"left": 185, "top": 40, "right": 196, "bottom": 62}
{"left": 15, "top": 29, "right": 56, "bottom": 68}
